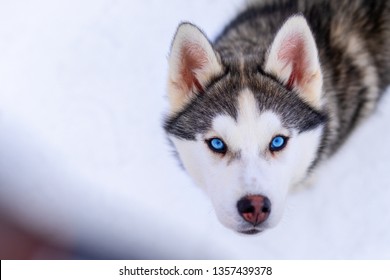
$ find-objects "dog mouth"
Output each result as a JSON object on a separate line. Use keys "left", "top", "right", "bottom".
{"left": 239, "top": 228, "right": 262, "bottom": 235}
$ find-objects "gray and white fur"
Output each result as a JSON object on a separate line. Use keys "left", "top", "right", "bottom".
{"left": 164, "top": 0, "right": 390, "bottom": 234}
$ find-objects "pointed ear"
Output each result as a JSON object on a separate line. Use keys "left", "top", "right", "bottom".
{"left": 167, "top": 23, "right": 223, "bottom": 112}
{"left": 264, "top": 16, "right": 323, "bottom": 108}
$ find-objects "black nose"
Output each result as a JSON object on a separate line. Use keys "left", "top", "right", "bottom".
{"left": 237, "top": 195, "right": 271, "bottom": 226}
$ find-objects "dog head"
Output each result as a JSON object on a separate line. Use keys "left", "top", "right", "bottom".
{"left": 164, "top": 16, "right": 326, "bottom": 234}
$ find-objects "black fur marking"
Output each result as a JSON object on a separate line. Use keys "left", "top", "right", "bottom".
{"left": 346, "top": 87, "right": 367, "bottom": 135}
{"left": 166, "top": 0, "right": 390, "bottom": 173}
{"left": 164, "top": 73, "right": 239, "bottom": 140}
{"left": 248, "top": 74, "right": 327, "bottom": 133}
{"left": 165, "top": 69, "right": 327, "bottom": 142}
{"left": 215, "top": 0, "right": 298, "bottom": 45}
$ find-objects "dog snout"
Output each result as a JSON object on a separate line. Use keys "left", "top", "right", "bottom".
{"left": 237, "top": 195, "right": 271, "bottom": 226}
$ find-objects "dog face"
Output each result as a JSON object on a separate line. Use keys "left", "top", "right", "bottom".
{"left": 164, "top": 16, "right": 326, "bottom": 234}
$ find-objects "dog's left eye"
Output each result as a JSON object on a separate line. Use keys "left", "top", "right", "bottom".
{"left": 269, "top": 135, "right": 288, "bottom": 152}
{"left": 207, "top": 138, "right": 227, "bottom": 154}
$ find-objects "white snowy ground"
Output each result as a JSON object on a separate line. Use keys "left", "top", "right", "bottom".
{"left": 0, "top": 0, "right": 390, "bottom": 259}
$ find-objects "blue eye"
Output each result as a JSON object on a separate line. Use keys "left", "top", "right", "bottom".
{"left": 207, "top": 138, "right": 227, "bottom": 154}
{"left": 270, "top": 135, "right": 288, "bottom": 152}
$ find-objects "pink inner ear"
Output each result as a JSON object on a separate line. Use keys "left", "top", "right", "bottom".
{"left": 180, "top": 43, "right": 207, "bottom": 93}
{"left": 278, "top": 34, "right": 307, "bottom": 90}
{"left": 286, "top": 69, "right": 296, "bottom": 90}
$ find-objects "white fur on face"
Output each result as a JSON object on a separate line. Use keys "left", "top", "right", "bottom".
{"left": 171, "top": 89, "right": 323, "bottom": 233}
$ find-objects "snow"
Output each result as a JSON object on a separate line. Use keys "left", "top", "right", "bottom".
{"left": 0, "top": 0, "right": 389, "bottom": 259}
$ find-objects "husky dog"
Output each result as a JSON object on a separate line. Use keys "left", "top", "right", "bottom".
{"left": 163, "top": 0, "right": 390, "bottom": 234}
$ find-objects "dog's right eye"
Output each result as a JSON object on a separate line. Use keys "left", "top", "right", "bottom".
{"left": 269, "top": 135, "right": 288, "bottom": 152}
{"left": 207, "top": 138, "right": 227, "bottom": 154}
